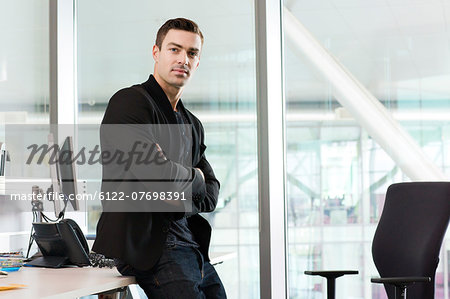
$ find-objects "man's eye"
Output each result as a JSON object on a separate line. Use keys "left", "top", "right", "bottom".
{"left": 189, "top": 52, "right": 198, "bottom": 57}
{"left": 170, "top": 48, "right": 178, "bottom": 52}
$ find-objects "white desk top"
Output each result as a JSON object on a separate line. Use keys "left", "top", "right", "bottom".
{"left": 209, "top": 251, "right": 236, "bottom": 265}
{"left": 0, "top": 266, "right": 135, "bottom": 299}
{"left": 0, "top": 251, "right": 234, "bottom": 298}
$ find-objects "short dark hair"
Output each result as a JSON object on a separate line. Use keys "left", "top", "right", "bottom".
{"left": 155, "top": 18, "right": 204, "bottom": 49}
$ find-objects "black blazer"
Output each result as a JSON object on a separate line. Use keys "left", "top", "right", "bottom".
{"left": 92, "top": 75, "right": 220, "bottom": 271}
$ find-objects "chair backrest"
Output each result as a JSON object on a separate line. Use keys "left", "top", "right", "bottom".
{"left": 372, "top": 182, "right": 450, "bottom": 299}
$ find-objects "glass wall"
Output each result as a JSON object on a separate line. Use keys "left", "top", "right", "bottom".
{"left": 76, "top": 0, "right": 259, "bottom": 297}
{"left": 0, "top": 0, "right": 49, "bottom": 240}
{"left": 0, "top": 0, "right": 49, "bottom": 123}
{"left": 283, "top": 1, "right": 450, "bottom": 298}
{"left": 3, "top": 0, "right": 449, "bottom": 297}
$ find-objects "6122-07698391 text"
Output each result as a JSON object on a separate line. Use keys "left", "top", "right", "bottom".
{"left": 94, "top": 191, "right": 186, "bottom": 201}
{"left": 9, "top": 191, "right": 186, "bottom": 202}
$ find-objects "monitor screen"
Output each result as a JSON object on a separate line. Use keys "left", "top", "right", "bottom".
{"left": 47, "top": 134, "right": 62, "bottom": 217}
{"left": 58, "top": 136, "right": 79, "bottom": 211}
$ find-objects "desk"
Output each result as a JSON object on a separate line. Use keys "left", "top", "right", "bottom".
{"left": 0, "top": 267, "right": 135, "bottom": 299}
{"left": 210, "top": 251, "right": 237, "bottom": 266}
{"left": 0, "top": 252, "right": 234, "bottom": 299}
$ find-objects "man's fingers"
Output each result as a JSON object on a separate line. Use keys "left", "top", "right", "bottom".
{"left": 155, "top": 143, "right": 167, "bottom": 160}
{"left": 196, "top": 168, "right": 205, "bottom": 181}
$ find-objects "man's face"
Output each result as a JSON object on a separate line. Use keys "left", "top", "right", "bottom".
{"left": 153, "top": 29, "right": 202, "bottom": 89}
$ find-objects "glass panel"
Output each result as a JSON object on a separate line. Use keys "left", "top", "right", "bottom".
{"left": 0, "top": 0, "right": 49, "bottom": 243}
{"left": 0, "top": 0, "right": 49, "bottom": 123}
{"left": 283, "top": 0, "right": 450, "bottom": 298}
{"left": 77, "top": 0, "right": 258, "bottom": 297}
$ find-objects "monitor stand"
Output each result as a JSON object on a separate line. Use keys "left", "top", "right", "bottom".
{"left": 25, "top": 256, "right": 69, "bottom": 268}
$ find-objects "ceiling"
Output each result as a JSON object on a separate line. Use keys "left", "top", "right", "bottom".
{"left": 284, "top": 0, "right": 450, "bottom": 103}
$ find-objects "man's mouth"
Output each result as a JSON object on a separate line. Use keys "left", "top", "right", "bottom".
{"left": 172, "top": 68, "right": 189, "bottom": 75}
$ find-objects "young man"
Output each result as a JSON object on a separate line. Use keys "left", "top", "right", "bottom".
{"left": 92, "top": 18, "right": 226, "bottom": 298}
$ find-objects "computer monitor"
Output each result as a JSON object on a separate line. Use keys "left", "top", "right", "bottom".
{"left": 47, "top": 134, "right": 62, "bottom": 217}
{"left": 58, "top": 136, "right": 79, "bottom": 211}
{"left": 47, "top": 134, "right": 79, "bottom": 217}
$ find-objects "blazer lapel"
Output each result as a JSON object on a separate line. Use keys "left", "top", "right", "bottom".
{"left": 142, "top": 75, "right": 177, "bottom": 124}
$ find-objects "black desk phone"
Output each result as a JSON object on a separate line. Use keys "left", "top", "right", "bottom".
{"left": 27, "top": 219, "right": 90, "bottom": 268}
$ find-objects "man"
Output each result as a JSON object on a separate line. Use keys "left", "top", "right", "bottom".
{"left": 92, "top": 18, "right": 226, "bottom": 298}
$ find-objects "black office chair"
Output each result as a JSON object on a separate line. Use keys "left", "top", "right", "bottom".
{"left": 371, "top": 182, "right": 450, "bottom": 299}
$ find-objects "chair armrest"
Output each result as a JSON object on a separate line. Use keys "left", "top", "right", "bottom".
{"left": 371, "top": 276, "right": 431, "bottom": 287}
{"left": 305, "top": 270, "right": 358, "bottom": 279}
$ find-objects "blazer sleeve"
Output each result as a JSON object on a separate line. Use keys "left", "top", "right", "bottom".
{"left": 102, "top": 87, "right": 154, "bottom": 124}
{"left": 184, "top": 120, "right": 220, "bottom": 216}
{"left": 101, "top": 88, "right": 205, "bottom": 213}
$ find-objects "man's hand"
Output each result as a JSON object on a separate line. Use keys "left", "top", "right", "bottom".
{"left": 196, "top": 168, "right": 205, "bottom": 181}
{"left": 155, "top": 143, "right": 167, "bottom": 160}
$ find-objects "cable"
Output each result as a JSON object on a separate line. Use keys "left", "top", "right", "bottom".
{"left": 39, "top": 193, "right": 70, "bottom": 222}
{"left": 41, "top": 212, "right": 59, "bottom": 223}
{"left": 58, "top": 194, "right": 69, "bottom": 220}
{"left": 26, "top": 211, "right": 37, "bottom": 258}
{"left": 26, "top": 188, "right": 71, "bottom": 258}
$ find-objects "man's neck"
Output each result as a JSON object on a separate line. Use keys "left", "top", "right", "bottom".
{"left": 153, "top": 74, "right": 183, "bottom": 111}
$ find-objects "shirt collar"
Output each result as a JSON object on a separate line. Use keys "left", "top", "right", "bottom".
{"left": 142, "top": 74, "right": 188, "bottom": 123}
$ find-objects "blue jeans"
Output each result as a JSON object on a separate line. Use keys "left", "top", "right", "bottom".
{"left": 115, "top": 245, "right": 227, "bottom": 299}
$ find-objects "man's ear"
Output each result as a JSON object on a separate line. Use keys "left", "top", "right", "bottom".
{"left": 152, "top": 45, "right": 160, "bottom": 62}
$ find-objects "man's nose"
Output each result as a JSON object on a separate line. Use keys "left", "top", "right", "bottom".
{"left": 177, "top": 51, "right": 189, "bottom": 65}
